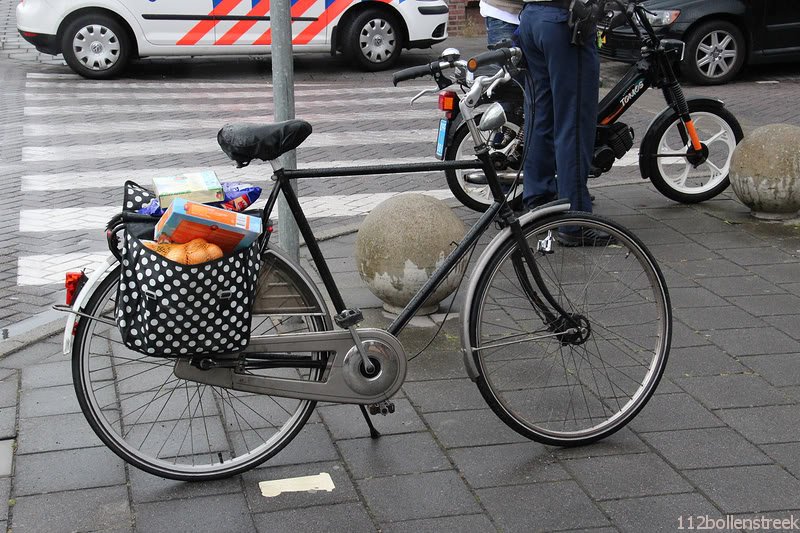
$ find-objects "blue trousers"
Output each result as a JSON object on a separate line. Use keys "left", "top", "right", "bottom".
{"left": 518, "top": 4, "right": 599, "bottom": 212}
{"left": 485, "top": 16, "right": 518, "bottom": 47}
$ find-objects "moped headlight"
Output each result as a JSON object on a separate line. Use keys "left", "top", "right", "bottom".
{"left": 646, "top": 9, "right": 680, "bottom": 27}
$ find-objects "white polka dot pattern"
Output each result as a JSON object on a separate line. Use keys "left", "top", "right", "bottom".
{"left": 116, "top": 231, "right": 262, "bottom": 357}
{"left": 123, "top": 181, "right": 156, "bottom": 212}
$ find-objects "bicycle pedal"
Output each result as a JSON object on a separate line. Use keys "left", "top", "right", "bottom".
{"left": 368, "top": 400, "right": 395, "bottom": 416}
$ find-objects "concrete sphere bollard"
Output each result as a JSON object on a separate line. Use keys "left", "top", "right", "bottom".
{"left": 730, "top": 124, "right": 800, "bottom": 220}
{"left": 356, "top": 193, "right": 467, "bottom": 315}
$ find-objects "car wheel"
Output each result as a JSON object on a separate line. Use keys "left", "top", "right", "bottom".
{"left": 682, "top": 20, "right": 745, "bottom": 85}
{"left": 346, "top": 9, "right": 404, "bottom": 71}
{"left": 61, "top": 13, "right": 131, "bottom": 79}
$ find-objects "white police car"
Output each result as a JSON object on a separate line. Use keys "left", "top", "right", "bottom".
{"left": 16, "top": 0, "right": 449, "bottom": 78}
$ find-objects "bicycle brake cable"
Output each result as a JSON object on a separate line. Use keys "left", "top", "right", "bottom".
{"left": 407, "top": 240, "right": 479, "bottom": 361}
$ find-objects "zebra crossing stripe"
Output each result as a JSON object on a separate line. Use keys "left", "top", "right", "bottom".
{"left": 23, "top": 111, "right": 438, "bottom": 136}
{"left": 23, "top": 96, "right": 431, "bottom": 116}
{"left": 23, "top": 80, "right": 430, "bottom": 90}
{"left": 21, "top": 157, "right": 432, "bottom": 191}
{"left": 18, "top": 189, "right": 453, "bottom": 233}
{"left": 24, "top": 85, "right": 431, "bottom": 101}
{"left": 21, "top": 130, "right": 436, "bottom": 162}
{"left": 16, "top": 189, "right": 454, "bottom": 285}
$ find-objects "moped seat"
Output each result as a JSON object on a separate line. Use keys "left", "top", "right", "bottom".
{"left": 217, "top": 120, "right": 312, "bottom": 168}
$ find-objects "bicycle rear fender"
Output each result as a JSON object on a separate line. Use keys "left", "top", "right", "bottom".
{"left": 460, "top": 202, "right": 571, "bottom": 381}
{"left": 638, "top": 97, "right": 727, "bottom": 180}
{"left": 63, "top": 255, "right": 119, "bottom": 355}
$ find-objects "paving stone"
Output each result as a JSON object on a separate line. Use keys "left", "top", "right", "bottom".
{"left": 254, "top": 502, "right": 375, "bottom": 533}
{"left": 449, "top": 442, "right": 569, "bottom": 488}
{"left": 703, "top": 327, "right": 799, "bottom": 356}
{"left": 0, "top": 341, "right": 63, "bottom": 369}
{"left": 0, "top": 407, "right": 16, "bottom": 440}
{"left": 669, "top": 321, "right": 713, "bottom": 349}
{"left": 675, "top": 373, "right": 790, "bottom": 409}
{"left": 600, "top": 493, "right": 720, "bottom": 533}
{"left": 402, "top": 378, "right": 487, "bottom": 413}
{"left": 696, "top": 275, "right": 784, "bottom": 297}
{"left": 650, "top": 242, "right": 718, "bottom": 263}
{"left": 729, "top": 294, "right": 800, "bottom": 316}
{"left": 381, "top": 513, "right": 494, "bottom": 533}
{"left": 262, "top": 422, "right": 340, "bottom": 467}
{"left": 478, "top": 480, "right": 609, "bottom": 531}
{"left": 760, "top": 442, "right": 800, "bottom": 478}
{"left": 243, "top": 461, "right": 359, "bottom": 514}
{"left": 17, "top": 412, "right": 103, "bottom": 454}
{"left": 552, "top": 427, "right": 649, "bottom": 458}
{"left": 717, "top": 246, "right": 797, "bottom": 266}
{"left": 686, "top": 465, "right": 800, "bottom": 513}
{"left": 665, "top": 345, "right": 749, "bottom": 377}
{"left": 676, "top": 305, "right": 763, "bottom": 331}
{"left": 19, "top": 384, "right": 81, "bottom": 418}
{"left": 316, "top": 399, "right": 426, "bottom": 441}
{"left": 423, "top": 409, "right": 528, "bottom": 448}
{"left": 642, "top": 427, "right": 771, "bottom": 470}
{"left": 0, "top": 477, "right": 8, "bottom": 521}
{"left": 20, "top": 360, "right": 72, "bottom": 389}
{"left": 771, "top": 315, "right": 800, "bottom": 340}
{"left": 358, "top": 470, "right": 480, "bottom": 522}
{"left": 0, "top": 376, "right": 17, "bottom": 408}
{"left": 668, "top": 287, "right": 730, "bottom": 308}
{"left": 748, "top": 263, "right": 800, "bottom": 285}
{"left": 688, "top": 231, "right": 766, "bottom": 250}
{"left": 669, "top": 259, "right": 748, "bottom": 279}
{"left": 337, "top": 431, "right": 450, "bottom": 479}
{"left": 629, "top": 393, "right": 724, "bottom": 433}
{"left": 10, "top": 485, "right": 131, "bottom": 533}
{"left": 717, "top": 405, "right": 800, "bottom": 444}
{"left": 129, "top": 463, "right": 243, "bottom": 503}
{"left": 739, "top": 353, "right": 800, "bottom": 387}
{"left": 564, "top": 452, "right": 691, "bottom": 500}
{"left": 403, "top": 347, "right": 469, "bottom": 381}
{"left": 136, "top": 492, "right": 255, "bottom": 533}
{"left": 13, "top": 446, "right": 125, "bottom": 496}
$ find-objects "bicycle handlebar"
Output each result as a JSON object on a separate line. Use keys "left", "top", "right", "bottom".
{"left": 467, "top": 48, "right": 520, "bottom": 73}
{"left": 392, "top": 61, "right": 442, "bottom": 86}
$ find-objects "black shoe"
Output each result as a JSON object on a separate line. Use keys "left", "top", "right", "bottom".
{"left": 526, "top": 194, "right": 558, "bottom": 211}
{"left": 556, "top": 228, "right": 616, "bottom": 247}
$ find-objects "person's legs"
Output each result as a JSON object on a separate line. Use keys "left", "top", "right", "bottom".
{"left": 485, "top": 16, "right": 518, "bottom": 47}
{"left": 519, "top": 6, "right": 557, "bottom": 209}
{"left": 541, "top": 17, "right": 598, "bottom": 214}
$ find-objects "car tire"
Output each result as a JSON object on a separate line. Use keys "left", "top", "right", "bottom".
{"left": 682, "top": 20, "right": 745, "bottom": 85}
{"left": 345, "top": 8, "right": 404, "bottom": 71}
{"left": 61, "top": 13, "right": 131, "bottom": 79}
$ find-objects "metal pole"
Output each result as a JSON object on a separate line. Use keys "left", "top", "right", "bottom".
{"left": 271, "top": 0, "right": 300, "bottom": 261}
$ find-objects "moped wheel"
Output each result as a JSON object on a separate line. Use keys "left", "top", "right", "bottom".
{"left": 445, "top": 115, "right": 524, "bottom": 212}
{"left": 73, "top": 263, "right": 330, "bottom": 481}
{"left": 466, "top": 213, "right": 671, "bottom": 446}
{"left": 642, "top": 101, "right": 743, "bottom": 204}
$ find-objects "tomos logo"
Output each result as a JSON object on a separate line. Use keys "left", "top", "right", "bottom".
{"left": 620, "top": 79, "right": 645, "bottom": 107}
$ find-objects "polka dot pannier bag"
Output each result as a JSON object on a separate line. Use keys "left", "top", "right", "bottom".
{"left": 114, "top": 181, "right": 263, "bottom": 357}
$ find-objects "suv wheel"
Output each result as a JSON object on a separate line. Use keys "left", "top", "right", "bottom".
{"left": 345, "top": 9, "right": 404, "bottom": 71}
{"left": 61, "top": 13, "right": 131, "bottom": 79}
{"left": 682, "top": 20, "right": 745, "bottom": 85}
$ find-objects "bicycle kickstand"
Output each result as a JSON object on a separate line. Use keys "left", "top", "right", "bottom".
{"left": 358, "top": 405, "right": 381, "bottom": 439}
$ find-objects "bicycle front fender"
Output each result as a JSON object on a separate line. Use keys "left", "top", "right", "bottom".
{"left": 62, "top": 255, "right": 119, "bottom": 355}
{"left": 460, "top": 202, "right": 571, "bottom": 381}
{"left": 638, "top": 96, "right": 728, "bottom": 180}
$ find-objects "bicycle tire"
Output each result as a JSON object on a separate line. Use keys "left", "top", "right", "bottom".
{"left": 466, "top": 212, "right": 671, "bottom": 446}
{"left": 73, "top": 261, "right": 330, "bottom": 481}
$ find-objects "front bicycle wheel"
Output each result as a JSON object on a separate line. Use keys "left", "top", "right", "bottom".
{"left": 467, "top": 213, "right": 670, "bottom": 446}
{"left": 73, "top": 259, "right": 330, "bottom": 481}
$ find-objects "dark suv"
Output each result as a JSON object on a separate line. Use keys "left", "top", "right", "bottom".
{"left": 599, "top": 0, "right": 800, "bottom": 84}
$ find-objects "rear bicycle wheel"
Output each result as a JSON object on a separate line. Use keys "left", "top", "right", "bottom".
{"left": 73, "top": 261, "right": 330, "bottom": 480}
{"left": 467, "top": 213, "right": 671, "bottom": 446}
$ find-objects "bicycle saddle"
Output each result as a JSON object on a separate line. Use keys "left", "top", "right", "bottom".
{"left": 217, "top": 120, "right": 312, "bottom": 167}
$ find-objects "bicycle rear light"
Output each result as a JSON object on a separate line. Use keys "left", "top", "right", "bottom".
{"left": 65, "top": 271, "right": 88, "bottom": 306}
{"left": 438, "top": 90, "right": 457, "bottom": 119}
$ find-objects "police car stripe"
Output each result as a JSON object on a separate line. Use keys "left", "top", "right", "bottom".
{"left": 216, "top": 0, "right": 272, "bottom": 45}
{"left": 177, "top": 0, "right": 242, "bottom": 45}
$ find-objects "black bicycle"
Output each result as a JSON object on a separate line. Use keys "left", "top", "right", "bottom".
{"left": 60, "top": 47, "right": 672, "bottom": 481}
{"left": 398, "top": 0, "right": 744, "bottom": 211}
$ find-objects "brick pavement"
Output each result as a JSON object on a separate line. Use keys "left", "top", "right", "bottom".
{"left": 2, "top": 2, "right": 800, "bottom": 530}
